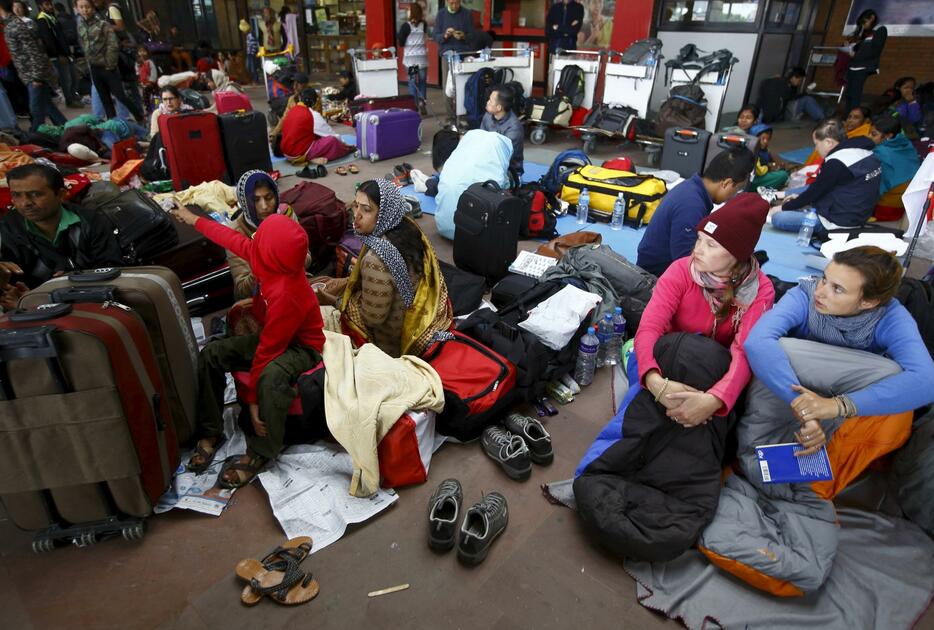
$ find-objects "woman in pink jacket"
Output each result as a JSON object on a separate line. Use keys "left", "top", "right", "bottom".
{"left": 635, "top": 192, "right": 775, "bottom": 427}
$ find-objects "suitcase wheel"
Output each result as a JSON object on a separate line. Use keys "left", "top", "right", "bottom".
{"left": 530, "top": 126, "right": 547, "bottom": 145}
{"left": 31, "top": 536, "right": 55, "bottom": 554}
{"left": 121, "top": 522, "right": 145, "bottom": 541}
{"left": 76, "top": 531, "right": 98, "bottom": 547}
{"left": 582, "top": 136, "right": 596, "bottom": 154}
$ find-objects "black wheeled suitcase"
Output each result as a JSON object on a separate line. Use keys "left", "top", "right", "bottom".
{"left": 704, "top": 131, "right": 759, "bottom": 172}
{"left": 0, "top": 302, "right": 179, "bottom": 550}
{"left": 219, "top": 111, "right": 273, "bottom": 183}
{"left": 453, "top": 181, "right": 524, "bottom": 283}
{"left": 660, "top": 127, "right": 711, "bottom": 178}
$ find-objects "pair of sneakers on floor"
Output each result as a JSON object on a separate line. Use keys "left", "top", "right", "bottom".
{"left": 481, "top": 413, "right": 554, "bottom": 481}
{"left": 427, "top": 479, "right": 507, "bottom": 566}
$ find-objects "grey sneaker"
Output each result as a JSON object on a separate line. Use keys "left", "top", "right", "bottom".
{"left": 481, "top": 425, "right": 532, "bottom": 481}
{"left": 427, "top": 478, "right": 463, "bottom": 552}
{"left": 457, "top": 491, "right": 508, "bottom": 566}
{"left": 504, "top": 413, "right": 554, "bottom": 466}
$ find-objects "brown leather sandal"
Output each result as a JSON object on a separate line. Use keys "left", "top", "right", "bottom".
{"left": 236, "top": 537, "right": 314, "bottom": 606}
{"left": 217, "top": 452, "right": 268, "bottom": 489}
{"left": 185, "top": 435, "right": 226, "bottom": 474}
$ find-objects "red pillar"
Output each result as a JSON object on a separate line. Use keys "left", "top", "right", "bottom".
{"left": 610, "top": 0, "right": 654, "bottom": 51}
{"left": 364, "top": 0, "right": 395, "bottom": 49}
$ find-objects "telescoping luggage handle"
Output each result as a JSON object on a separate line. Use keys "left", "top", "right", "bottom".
{"left": 0, "top": 313, "right": 72, "bottom": 399}
{"left": 717, "top": 134, "right": 749, "bottom": 149}
{"left": 68, "top": 268, "right": 122, "bottom": 283}
{"left": 673, "top": 128, "right": 703, "bottom": 144}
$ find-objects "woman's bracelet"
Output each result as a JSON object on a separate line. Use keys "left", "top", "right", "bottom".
{"left": 654, "top": 378, "right": 670, "bottom": 403}
{"left": 833, "top": 395, "right": 858, "bottom": 419}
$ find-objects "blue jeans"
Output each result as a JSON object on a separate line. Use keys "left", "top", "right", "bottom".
{"left": 92, "top": 82, "right": 130, "bottom": 120}
{"left": 795, "top": 95, "right": 824, "bottom": 121}
{"left": 771, "top": 210, "right": 807, "bottom": 232}
{"left": 53, "top": 58, "right": 79, "bottom": 103}
{"left": 0, "top": 81, "right": 16, "bottom": 129}
{"left": 246, "top": 54, "right": 259, "bottom": 83}
{"left": 27, "top": 81, "right": 67, "bottom": 132}
{"left": 407, "top": 65, "right": 427, "bottom": 102}
{"left": 100, "top": 120, "right": 150, "bottom": 148}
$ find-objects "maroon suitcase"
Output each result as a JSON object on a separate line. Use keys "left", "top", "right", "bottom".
{"left": 0, "top": 302, "right": 178, "bottom": 549}
{"left": 158, "top": 111, "right": 228, "bottom": 191}
{"left": 349, "top": 94, "right": 417, "bottom": 121}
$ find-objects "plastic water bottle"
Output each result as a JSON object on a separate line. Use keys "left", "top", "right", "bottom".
{"left": 644, "top": 50, "right": 656, "bottom": 67}
{"left": 573, "top": 326, "right": 600, "bottom": 386}
{"left": 481, "top": 47, "right": 491, "bottom": 62}
{"left": 596, "top": 313, "right": 616, "bottom": 368}
{"left": 610, "top": 192, "right": 625, "bottom": 231}
{"left": 612, "top": 306, "right": 627, "bottom": 346}
{"left": 576, "top": 188, "right": 590, "bottom": 225}
{"left": 452, "top": 51, "right": 461, "bottom": 65}
{"left": 796, "top": 208, "right": 819, "bottom": 247}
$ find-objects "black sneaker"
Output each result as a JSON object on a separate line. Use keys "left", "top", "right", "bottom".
{"left": 504, "top": 413, "right": 554, "bottom": 466}
{"left": 481, "top": 425, "right": 532, "bottom": 481}
{"left": 457, "top": 492, "right": 508, "bottom": 566}
{"left": 427, "top": 478, "right": 463, "bottom": 552}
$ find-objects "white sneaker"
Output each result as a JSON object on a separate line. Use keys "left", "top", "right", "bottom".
{"left": 410, "top": 168, "right": 429, "bottom": 193}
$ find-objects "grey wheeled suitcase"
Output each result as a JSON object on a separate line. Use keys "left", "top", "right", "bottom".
{"left": 660, "top": 127, "right": 711, "bottom": 178}
{"left": 0, "top": 302, "right": 179, "bottom": 550}
{"left": 20, "top": 267, "right": 200, "bottom": 445}
{"left": 453, "top": 181, "right": 524, "bottom": 283}
{"left": 704, "top": 131, "right": 759, "bottom": 172}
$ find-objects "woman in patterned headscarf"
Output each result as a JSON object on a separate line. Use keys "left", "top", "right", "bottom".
{"left": 339, "top": 179, "right": 452, "bottom": 358}
{"left": 227, "top": 169, "right": 299, "bottom": 300}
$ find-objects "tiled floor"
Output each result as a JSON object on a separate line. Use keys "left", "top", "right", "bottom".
{"left": 0, "top": 84, "right": 930, "bottom": 630}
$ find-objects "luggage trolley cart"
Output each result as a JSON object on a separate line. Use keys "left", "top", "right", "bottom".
{"left": 529, "top": 49, "right": 602, "bottom": 145}
{"left": 667, "top": 61, "right": 737, "bottom": 133}
{"left": 449, "top": 47, "right": 535, "bottom": 125}
{"left": 257, "top": 43, "right": 296, "bottom": 102}
{"left": 349, "top": 47, "right": 400, "bottom": 98}
{"left": 576, "top": 49, "right": 662, "bottom": 154}
{"left": 804, "top": 45, "right": 846, "bottom": 103}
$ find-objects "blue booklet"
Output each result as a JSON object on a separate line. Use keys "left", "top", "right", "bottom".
{"left": 755, "top": 443, "right": 833, "bottom": 484}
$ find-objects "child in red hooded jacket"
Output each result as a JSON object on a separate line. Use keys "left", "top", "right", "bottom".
{"left": 170, "top": 205, "right": 325, "bottom": 488}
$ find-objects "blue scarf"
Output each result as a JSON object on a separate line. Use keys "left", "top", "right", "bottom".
{"left": 800, "top": 277, "right": 885, "bottom": 351}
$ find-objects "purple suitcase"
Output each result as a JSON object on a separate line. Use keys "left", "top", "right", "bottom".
{"left": 355, "top": 108, "right": 422, "bottom": 163}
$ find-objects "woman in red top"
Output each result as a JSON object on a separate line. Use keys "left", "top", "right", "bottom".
{"left": 280, "top": 87, "right": 354, "bottom": 165}
{"left": 635, "top": 193, "right": 775, "bottom": 426}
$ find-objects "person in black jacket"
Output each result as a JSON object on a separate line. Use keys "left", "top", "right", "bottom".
{"left": 756, "top": 67, "right": 825, "bottom": 123}
{"left": 546, "top": 0, "right": 584, "bottom": 55}
{"left": 0, "top": 164, "right": 123, "bottom": 296}
{"left": 845, "top": 9, "right": 887, "bottom": 109}
{"left": 37, "top": 0, "right": 81, "bottom": 107}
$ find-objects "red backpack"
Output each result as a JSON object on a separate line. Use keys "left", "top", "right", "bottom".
{"left": 279, "top": 181, "right": 348, "bottom": 248}
{"left": 516, "top": 182, "right": 559, "bottom": 239}
{"left": 423, "top": 331, "right": 517, "bottom": 441}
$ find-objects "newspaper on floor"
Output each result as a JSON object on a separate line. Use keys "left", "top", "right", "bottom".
{"left": 258, "top": 443, "right": 398, "bottom": 553}
{"left": 155, "top": 407, "right": 246, "bottom": 516}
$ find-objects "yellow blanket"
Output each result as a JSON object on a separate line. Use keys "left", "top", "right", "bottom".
{"left": 321, "top": 330, "right": 445, "bottom": 497}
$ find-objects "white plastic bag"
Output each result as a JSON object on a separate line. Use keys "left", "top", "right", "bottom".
{"left": 519, "top": 285, "right": 602, "bottom": 351}
{"left": 444, "top": 67, "right": 454, "bottom": 98}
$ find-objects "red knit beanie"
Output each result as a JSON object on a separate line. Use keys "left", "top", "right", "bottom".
{"left": 695, "top": 193, "right": 769, "bottom": 262}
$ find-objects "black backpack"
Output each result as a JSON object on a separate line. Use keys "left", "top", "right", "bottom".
{"left": 464, "top": 67, "right": 496, "bottom": 129}
{"left": 83, "top": 188, "right": 179, "bottom": 264}
{"left": 664, "top": 45, "right": 736, "bottom": 85}
{"left": 458, "top": 279, "right": 590, "bottom": 404}
{"left": 620, "top": 38, "right": 662, "bottom": 65}
{"left": 179, "top": 88, "right": 210, "bottom": 111}
{"left": 897, "top": 277, "right": 934, "bottom": 359}
{"left": 583, "top": 104, "right": 639, "bottom": 136}
{"left": 556, "top": 64, "right": 586, "bottom": 108}
{"left": 656, "top": 83, "right": 708, "bottom": 135}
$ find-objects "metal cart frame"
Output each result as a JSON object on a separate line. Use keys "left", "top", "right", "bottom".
{"left": 666, "top": 61, "right": 737, "bottom": 133}
{"left": 804, "top": 45, "right": 845, "bottom": 103}
{"left": 349, "top": 47, "right": 400, "bottom": 98}
{"left": 257, "top": 43, "right": 296, "bottom": 102}
{"left": 575, "top": 49, "right": 662, "bottom": 154}
{"left": 528, "top": 49, "right": 603, "bottom": 145}
{"left": 448, "top": 47, "right": 535, "bottom": 119}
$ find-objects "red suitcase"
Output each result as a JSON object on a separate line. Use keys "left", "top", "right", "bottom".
{"left": 158, "top": 111, "right": 228, "bottom": 190}
{"left": 216, "top": 91, "right": 253, "bottom": 114}
{"left": 0, "top": 302, "right": 178, "bottom": 550}
{"left": 349, "top": 94, "right": 417, "bottom": 121}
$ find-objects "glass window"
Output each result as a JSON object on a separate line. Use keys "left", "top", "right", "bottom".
{"left": 660, "top": 0, "right": 761, "bottom": 26}
{"left": 767, "top": 0, "right": 805, "bottom": 28}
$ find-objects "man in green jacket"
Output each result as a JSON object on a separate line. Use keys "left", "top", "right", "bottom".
{"left": 75, "top": 0, "right": 142, "bottom": 121}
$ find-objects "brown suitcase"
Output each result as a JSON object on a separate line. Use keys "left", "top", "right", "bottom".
{"left": 20, "top": 267, "right": 199, "bottom": 444}
{"left": 0, "top": 302, "right": 178, "bottom": 550}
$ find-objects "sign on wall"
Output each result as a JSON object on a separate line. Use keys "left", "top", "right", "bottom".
{"left": 578, "top": 0, "right": 616, "bottom": 49}
{"left": 845, "top": 0, "right": 934, "bottom": 37}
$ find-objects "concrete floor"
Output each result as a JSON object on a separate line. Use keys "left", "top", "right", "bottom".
{"left": 0, "top": 84, "right": 930, "bottom": 630}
